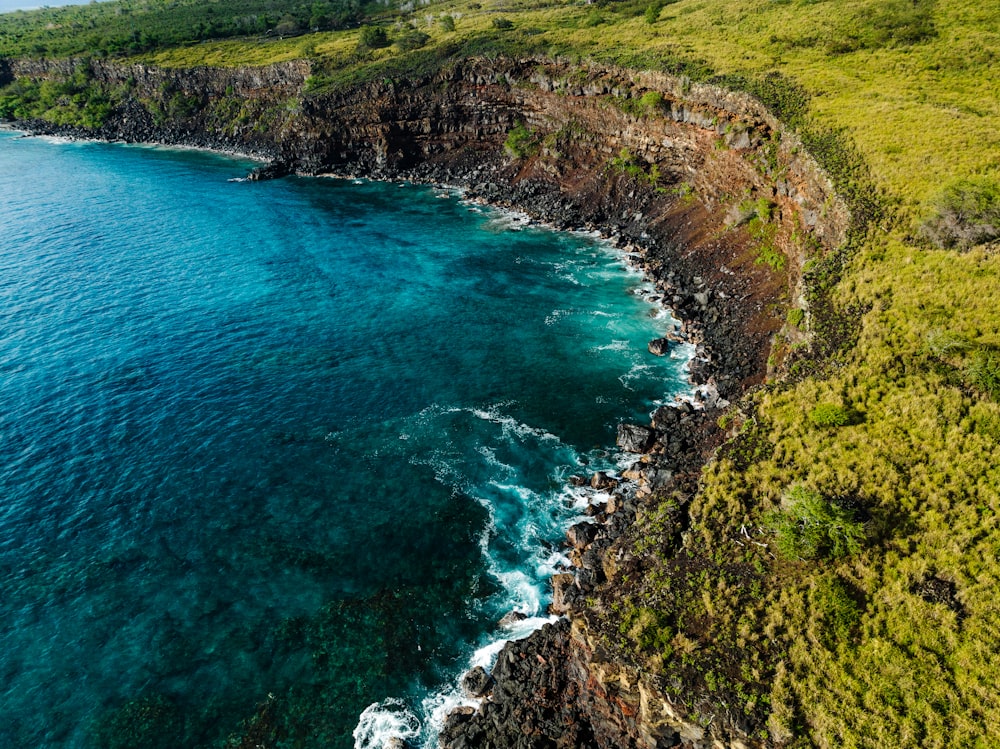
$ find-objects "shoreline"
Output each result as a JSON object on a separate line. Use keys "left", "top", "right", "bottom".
{"left": 0, "top": 124, "right": 688, "bottom": 744}
{"left": 0, "top": 54, "right": 811, "bottom": 745}
{"left": 1, "top": 121, "right": 703, "bottom": 746}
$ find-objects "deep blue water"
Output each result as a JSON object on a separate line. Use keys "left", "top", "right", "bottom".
{"left": 0, "top": 130, "right": 690, "bottom": 748}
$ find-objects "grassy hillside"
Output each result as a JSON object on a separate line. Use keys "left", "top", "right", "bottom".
{"left": 4, "top": 0, "right": 1000, "bottom": 746}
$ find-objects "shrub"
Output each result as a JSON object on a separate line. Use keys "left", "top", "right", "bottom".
{"left": 925, "top": 328, "right": 969, "bottom": 360}
{"left": 786, "top": 308, "right": 805, "bottom": 328}
{"left": 811, "top": 575, "right": 863, "bottom": 649}
{"left": 644, "top": 0, "right": 665, "bottom": 25}
{"left": 920, "top": 176, "right": 1000, "bottom": 250}
{"left": 357, "top": 25, "right": 390, "bottom": 50}
{"left": 638, "top": 90, "right": 664, "bottom": 111}
{"left": 504, "top": 122, "right": 537, "bottom": 159}
{"left": 619, "top": 606, "right": 674, "bottom": 660}
{"left": 808, "top": 403, "right": 851, "bottom": 428}
{"left": 492, "top": 18, "right": 514, "bottom": 30}
{"left": 395, "top": 31, "right": 430, "bottom": 52}
{"left": 438, "top": 15, "right": 455, "bottom": 32}
{"left": 765, "top": 486, "right": 866, "bottom": 560}
{"left": 966, "top": 348, "right": 1000, "bottom": 401}
{"left": 672, "top": 182, "right": 696, "bottom": 203}
{"left": 756, "top": 245, "right": 786, "bottom": 272}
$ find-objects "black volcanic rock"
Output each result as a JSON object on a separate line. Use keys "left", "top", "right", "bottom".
{"left": 461, "top": 666, "right": 495, "bottom": 698}
{"left": 616, "top": 423, "right": 657, "bottom": 453}
{"left": 647, "top": 337, "right": 671, "bottom": 356}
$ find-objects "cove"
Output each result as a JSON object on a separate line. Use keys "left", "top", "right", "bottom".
{"left": 0, "top": 130, "right": 691, "bottom": 748}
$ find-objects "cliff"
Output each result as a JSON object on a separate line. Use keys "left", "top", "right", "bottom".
{"left": 2, "top": 55, "right": 849, "bottom": 748}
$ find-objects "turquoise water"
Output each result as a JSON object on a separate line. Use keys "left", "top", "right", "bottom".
{"left": 0, "top": 130, "right": 690, "bottom": 748}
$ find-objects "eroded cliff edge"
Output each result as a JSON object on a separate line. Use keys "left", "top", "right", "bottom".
{"left": 1, "top": 55, "right": 849, "bottom": 747}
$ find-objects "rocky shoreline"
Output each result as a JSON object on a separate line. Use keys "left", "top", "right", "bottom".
{"left": 408, "top": 167, "right": 754, "bottom": 749}
{"left": 1, "top": 55, "right": 849, "bottom": 747}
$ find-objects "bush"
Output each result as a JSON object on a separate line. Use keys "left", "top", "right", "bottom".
{"left": 357, "top": 25, "right": 390, "bottom": 50}
{"left": 619, "top": 606, "right": 674, "bottom": 660}
{"left": 492, "top": 18, "right": 514, "bottom": 30}
{"left": 766, "top": 486, "right": 866, "bottom": 560}
{"left": 438, "top": 15, "right": 455, "bottom": 32}
{"left": 756, "top": 245, "right": 786, "bottom": 272}
{"left": 786, "top": 308, "right": 805, "bottom": 328}
{"left": 925, "top": 328, "right": 969, "bottom": 360}
{"left": 920, "top": 176, "right": 1000, "bottom": 250}
{"left": 811, "top": 575, "right": 863, "bottom": 649}
{"left": 808, "top": 403, "right": 851, "bottom": 428}
{"left": 638, "top": 90, "right": 664, "bottom": 111}
{"left": 966, "top": 348, "right": 1000, "bottom": 401}
{"left": 395, "top": 31, "right": 430, "bottom": 52}
{"left": 644, "top": 1, "right": 665, "bottom": 25}
{"left": 504, "top": 122, "right": 537, "bottom": 159}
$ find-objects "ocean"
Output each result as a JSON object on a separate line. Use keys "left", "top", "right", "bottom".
{"left": 0, "top": 129, "right": 691, "bottom": 748}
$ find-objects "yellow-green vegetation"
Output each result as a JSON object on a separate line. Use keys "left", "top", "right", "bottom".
{"left": 4, "top": 0, "right": 1000, "bottom": 745}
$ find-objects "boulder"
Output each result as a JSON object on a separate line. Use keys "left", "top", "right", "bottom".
{"left": 461, "top": 666, "right": 495, "bottom": 698}
{"left": 590, "top": 470, "right": 617, "bottom": 490}
{"left": 247, "top": 160, "right": 292, "bottom": 181}
{"left": 566, "top": 521, "right": 598, "bottom": 550}
{"left": 651, "top": 405, "right": 681, "bottom": 429}
{"left": 439, "top": 706, "right": 476, "bottom": 747}
{"left": 549, "top": 573, "right": 578, "bottom": 615}
{"left": 498, "top": 610, "right": 528, "bottom": 628}
{"left": 616, "top": 423, "right": 657, "bottom": 453}
{"left": 647, "top": 337, "right": 671, "bottom": 356}
{"left": 606, "top": 492, "right": 621, "bottom": 514}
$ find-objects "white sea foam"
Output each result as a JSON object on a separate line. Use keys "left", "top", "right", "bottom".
{"left": 488, "top": 481, "right": 537, "bottom": 503}
{"left": 593, "top": 339, "right": 630, "bottom": 352}
{"left": 353, "top": 698, "right": 422, "bottom": 749}
{"left": 482, "top": 210, "right": 533, "bottom": 233}
{"left": 417, "top": 610, "right": 559, "bottom": 744}
{"left": 349, "top": 277, "right": 697, "bottom": 748}
{"left": 477, "top": 445, "right": 514, "bottom": 476}
{"left": 467, "top": 405, "right": 562, "bottom": 444}
{"left": 618, "top": 359, "right": 656, "bottom": 390}
{"left": 544, "top": 308, "right": 572, "bottom": 326}
{"left": 493, "top": 569, "right": 543, "bottom": 616}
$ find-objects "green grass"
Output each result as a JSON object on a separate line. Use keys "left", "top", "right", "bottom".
{"left": 4, "top": 0, "right": 1000, "bottom": 745}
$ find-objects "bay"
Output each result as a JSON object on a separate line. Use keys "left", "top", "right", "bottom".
{"left": 0, "top": 130, "right": 691, "bottom": 748}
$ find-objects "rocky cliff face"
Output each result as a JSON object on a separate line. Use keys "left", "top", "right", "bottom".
{"left": 2, "top": 55, "right": 847, "bottom": 748}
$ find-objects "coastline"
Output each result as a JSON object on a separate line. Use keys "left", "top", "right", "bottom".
{"left": 0, "top": 54, "right": 839, "bottom": 747}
